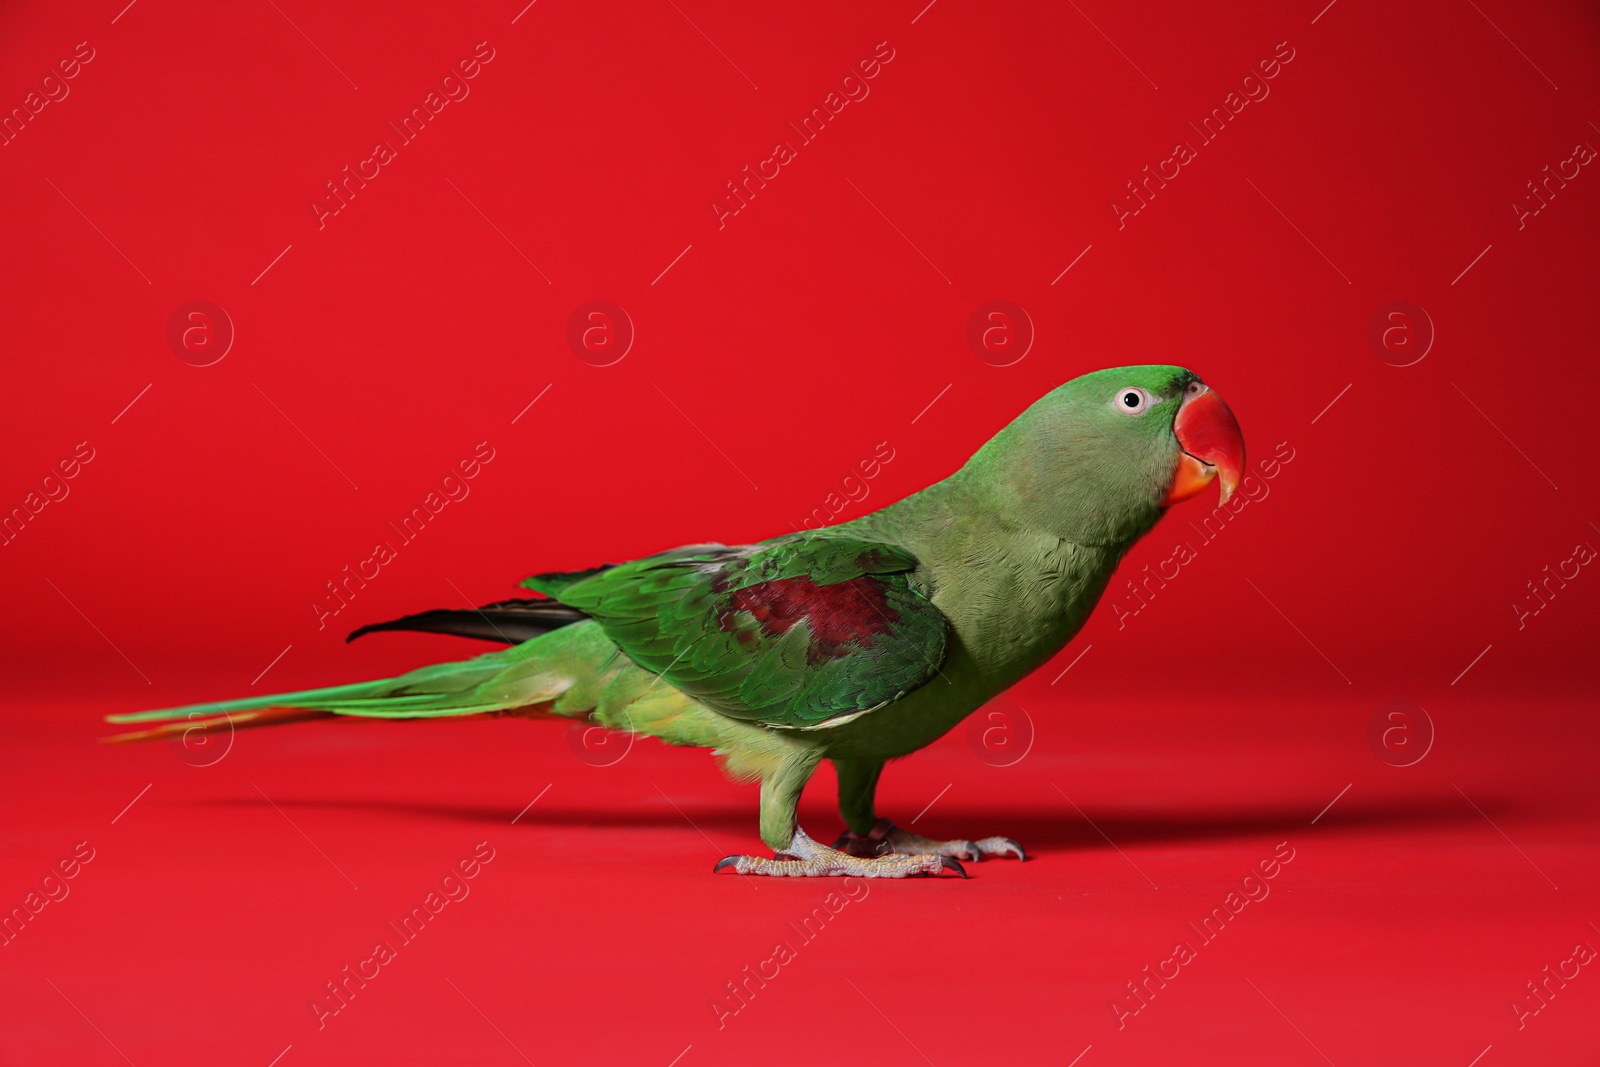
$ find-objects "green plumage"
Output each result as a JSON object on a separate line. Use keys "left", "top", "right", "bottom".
{"left": 109, "top": 365, "right": 1222, "bottom": 855}
{"left": 532, "top": 537, "right": 947, "bottom": 727}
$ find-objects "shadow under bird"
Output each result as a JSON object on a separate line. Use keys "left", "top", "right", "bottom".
{"left": 107, "top": 365, "right": 1245, "bottom": 878}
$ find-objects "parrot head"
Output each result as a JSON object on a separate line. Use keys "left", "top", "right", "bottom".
{"left": 967, "top": 364, "right": 1245, "bottom": 546}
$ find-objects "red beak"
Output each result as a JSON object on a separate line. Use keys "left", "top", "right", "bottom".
{"left": 1163, "top": 382, "right": 1245, "bottom": 507}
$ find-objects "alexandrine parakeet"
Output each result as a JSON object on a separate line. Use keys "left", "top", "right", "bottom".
{"left": 107, "top": 365, "right": 1244, "bottom": 878}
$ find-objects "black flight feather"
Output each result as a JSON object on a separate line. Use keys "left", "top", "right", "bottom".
{"left": 346, "top": 597, "right": 589, "bottom": 646}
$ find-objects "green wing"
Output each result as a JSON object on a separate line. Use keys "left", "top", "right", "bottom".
{"left": 522, "top": 536, "right": 948, "bottom": 728}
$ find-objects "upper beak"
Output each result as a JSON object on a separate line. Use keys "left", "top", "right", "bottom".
{"left": 1163, "top": 382, "right": 1245, "bottom": 507}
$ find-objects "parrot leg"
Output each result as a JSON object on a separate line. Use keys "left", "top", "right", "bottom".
{"left": 713, "top": 750, "right": 964, "bottom": 877}
{"left": 830, "top": 759, "right": 1024, "bottom": 863}
{"left": 714, "top": 826, "right": 963, "bottom": 878}
{"left": 833, "top": 757, "right": 885, "bottom": 836}
{"left": 832, "top": 819, "right": 1025, "bottom": 862}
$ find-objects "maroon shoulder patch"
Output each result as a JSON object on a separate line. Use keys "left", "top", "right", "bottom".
{"left": 718, "top": 576, "right": 900, "bottom": 664}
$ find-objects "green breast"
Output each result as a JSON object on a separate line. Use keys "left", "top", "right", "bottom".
{"left": 818, "top": 524, "right": 1128, "bottom": 759}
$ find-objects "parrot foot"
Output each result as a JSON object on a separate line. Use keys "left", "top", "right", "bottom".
{"left": 831, "top": 819, "right": 1025, "bottom": 863}
{"left": 714, "top": 827, "right": 965, "bottom": 878}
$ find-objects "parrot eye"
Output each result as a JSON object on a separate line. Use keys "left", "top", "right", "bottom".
{"left": 1114, "top": 387, "right": 1153, "bottom": 415}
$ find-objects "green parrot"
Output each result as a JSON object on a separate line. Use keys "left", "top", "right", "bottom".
{"left": 106, "top": 365, "right": 1244, "bottom": 878}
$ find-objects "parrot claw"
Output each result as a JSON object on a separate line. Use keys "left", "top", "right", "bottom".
{"left": 992, "top": 838, "right": 1026, "bottom": 862}
{"left": 714, "top": 828, "right": 964, "bottom": 879}
{"left": 835, "top": 820, "right": 1026, "bottom": 863}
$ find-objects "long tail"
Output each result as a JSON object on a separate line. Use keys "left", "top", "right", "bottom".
{"left": 101, "top": 616, "right": 795, "bottom": 784}
{"left": 104, "top": 596, "right": 596, "bottom": 744}
{"left": 103, "top": 634, "right": 573, "bottom": 745}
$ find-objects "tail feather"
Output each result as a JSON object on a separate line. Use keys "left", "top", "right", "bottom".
{"left": 102, "top": 642, "right": 558, "bottom": 744}
{"left": 105, "top": 678, "right": 396, "bottom": 725}
{"left": 102, "top": 707, "right": 340, "bottom": 744}
{"left": 344, "top": 597, "right": 587, "bottom": 646}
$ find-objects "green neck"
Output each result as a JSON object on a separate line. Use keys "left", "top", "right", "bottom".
{"left": 865, "top": 411, "right": 1168, "bottom": 553}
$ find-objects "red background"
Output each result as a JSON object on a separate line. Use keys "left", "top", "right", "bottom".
{"left": 3, "top": 1, "right": 1598, "bottom": 1063}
